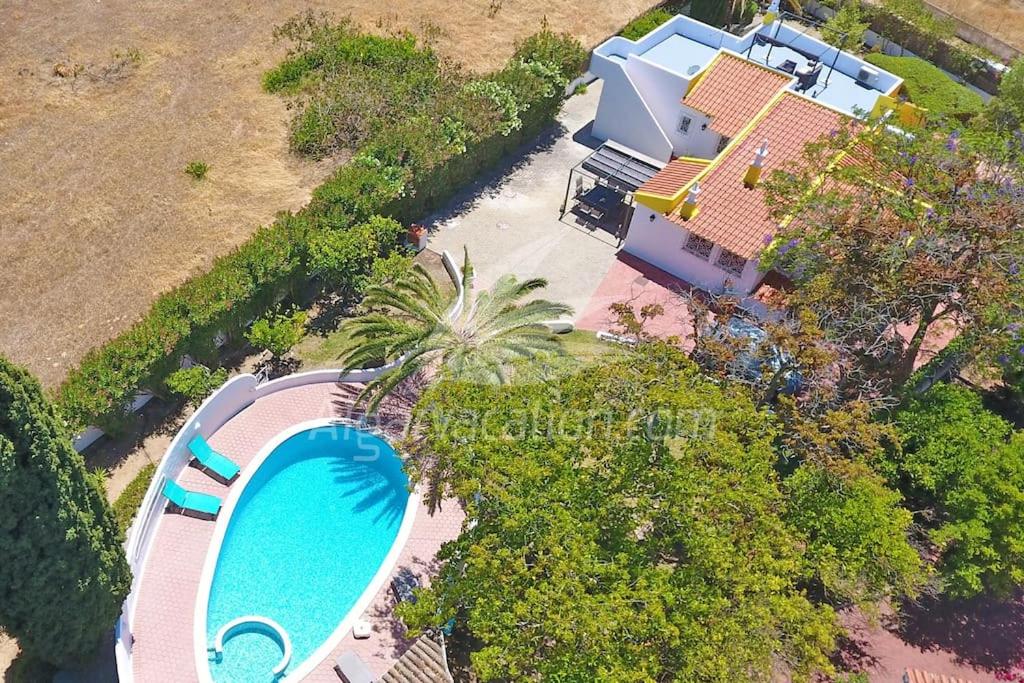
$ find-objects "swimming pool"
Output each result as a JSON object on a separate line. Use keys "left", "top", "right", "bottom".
{"left": 194, "top": 422, "right": 415, "bottom": 682}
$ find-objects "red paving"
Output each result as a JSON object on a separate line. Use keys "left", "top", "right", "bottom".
{"left": 839, "top": 606, "right": 1007, "bottom": 683}
{"left": 576, "top": 252, "right": 696, "bottom": 344}
{"left": 129, "top": 381, "right": 464, "bottom": 682}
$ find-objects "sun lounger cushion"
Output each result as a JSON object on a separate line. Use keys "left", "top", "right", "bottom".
{"left": 162, "top": 479, "right": 222, "bottom": 517}
{"left": 334, "top": 651, "right": 376, "bottom": 683}
{"left": 188, "top": 435, "right": 240, "bottom": 481}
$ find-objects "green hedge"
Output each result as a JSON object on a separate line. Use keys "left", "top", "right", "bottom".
{"left": 865, "top": 53, "right": 985, "bottom": 119}
{"left": 620, "top": 8, "right": 675, "bottom": 41}
{"left": 54, "top": 26, "right": 583, "bottom": 433}
{"left": 867, "top": 0, "right": 1000, "bottom": 94}
{"left": 112, "top": 463, "right": 156, "bottom": 532}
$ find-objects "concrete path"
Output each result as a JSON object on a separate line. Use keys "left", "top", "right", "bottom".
{"left": 425, "top": 82, "right": 621, "bottom": 320}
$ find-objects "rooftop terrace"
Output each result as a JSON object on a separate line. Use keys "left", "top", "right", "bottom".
{"left": 592, "top": 13, "right": 901, "bottom": 118}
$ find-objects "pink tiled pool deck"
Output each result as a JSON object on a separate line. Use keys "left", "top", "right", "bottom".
{"left": 129, "top": 380, "right": 464, "bottom": 682}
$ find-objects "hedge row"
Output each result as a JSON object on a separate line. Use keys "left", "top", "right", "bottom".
{"left": 865, "top": 53, "right": 985, "bottom": 118}
{"left": 55, "top": 27, "right": 585, "bottom": 433}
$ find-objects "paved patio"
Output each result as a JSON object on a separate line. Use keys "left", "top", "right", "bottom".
{"left": 425, "top": 81, "right": 621, "bottom": 319}
{"left": 129, "top": 381, "right": 464, "bottom": 682}
{"left": 576, "top": 252, "right": 697, "bottom": 343}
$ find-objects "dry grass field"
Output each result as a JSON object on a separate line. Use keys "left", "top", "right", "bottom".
{"left": 928, "top": 0, "right": 1024, "bottom": 52}
{"left": 0, "top": 0, "right": 655, "bottom": 388}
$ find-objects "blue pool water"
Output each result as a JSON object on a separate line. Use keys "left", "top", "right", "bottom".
{"left": 204, "top": 425, "right": 409, "bottom": 682}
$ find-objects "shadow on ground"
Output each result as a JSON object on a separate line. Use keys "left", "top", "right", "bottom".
{"left": 423, "top": 122, "right": 566, "bottom": 230}
{"left": 889, "top": 591, "right": 1024, "bottom": 675}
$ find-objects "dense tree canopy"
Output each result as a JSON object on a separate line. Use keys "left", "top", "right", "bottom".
{"left": 762, "top": 118, "right": 1024, "bottom": 402}
{"left": 891, "top": 382, "right": 1024, "bottom": 597}
{"left": 0, "top": 357, "right": 131, "bottom": 667}
{"left": 399, "top": 344, "right": 920, "bottom": 681}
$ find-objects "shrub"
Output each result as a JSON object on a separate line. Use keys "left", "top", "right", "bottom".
{"left": 512, "top": 25, "right": 588, "bottom": 80}
{"left": 165, "top": 365, "right": 228, "bottom": 407}
{"left": 0, "top": 357, "right": 131, "bottom": 667}
{"left": 621, "top": 8, "right": 674, "bottom": 41}
{"left": 821, "top": 1, "right": 870, "bottom": 49}
{"left": 865, "top": 54, "right": 985, "bottom": 119}
{"left": 881, "top": 0, "right": 955, "bottom": 51}
{"left": 184, "top": 160, "right": 209, "bottom": 180}
{"left": 995, "top": 56, "right": 1024, "bottom": 123}
{"left": 308, "top": 215, "right": 406, "bottom": 292}
{"left": 56, "top": 217, "right": 308, "bottom": 432}
{"left": 366, "top": 251, "right": 414, "bottom": 288}
{"left": 112, "top": 462, "right": 157, "bottom": 532}
{"left": 246, "top": 309, "right": 308, "bottom": 358}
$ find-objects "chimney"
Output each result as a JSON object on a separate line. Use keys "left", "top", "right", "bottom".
{"left": 743, "top": 139, "right": 769, "bottom": 188}
{"left": 679, "top": 181, "right": 701, "bottom": 220}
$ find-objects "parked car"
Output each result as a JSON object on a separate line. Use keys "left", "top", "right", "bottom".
{"left": 700, "top": 316, "right": 802, "bottom": 396}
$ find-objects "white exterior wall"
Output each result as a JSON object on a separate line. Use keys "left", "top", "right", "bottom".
{"left": 591, "top": 64, "right": 673, "bottom": 162}
{"left": 621, "top": 57, "right": 723, "bottom": 160}
{"left": 623, "top": 208, "right": 764, "bottom": 295}
{"left": 673, "top": 104, "right": 722, "bottom": 159}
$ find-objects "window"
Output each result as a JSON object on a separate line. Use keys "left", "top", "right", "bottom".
{"left": 683, "top": 233, "right": 714, "bottom": 260}
{"left": 716, "top": 248, "right": 747, "bottom": 275}
{"left": 715, "top": 136, "right": 731, "bottom": 154}
{"left": 678, "top": 115, "right": 692, "bottom": 135}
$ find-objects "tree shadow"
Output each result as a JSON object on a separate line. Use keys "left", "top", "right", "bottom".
{"left": 889, "top": 591, "right": 1024, "bottom": 674}
{"left": 364, "top": 555, "right": 448, "bottom": 660}
{"left": 82, "top": 394, "right": 188, "bottom": 474}
{"left": 830, "top": 630, "right": 880, "bottom": 674}
{"left": 326, "top": 455, "right": 408, "bottom": 528}
{"left": 421, "top": 121, "right": 566, "bottom": 230}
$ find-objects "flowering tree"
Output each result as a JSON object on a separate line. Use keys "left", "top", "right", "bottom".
{"left": 761, "top": 121, "right": 1024, "bottom": 400}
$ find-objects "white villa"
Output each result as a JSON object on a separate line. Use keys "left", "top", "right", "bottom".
{"left": 573, "top": 10, "right": 917, "bottom": 297}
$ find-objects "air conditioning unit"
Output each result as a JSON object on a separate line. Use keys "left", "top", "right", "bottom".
{"left": 856, "top": 65, "right": 879, "bottom": 85}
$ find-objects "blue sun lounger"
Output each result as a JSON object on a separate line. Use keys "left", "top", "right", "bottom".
{"left": 162, "top": 479, "right": 222, "bottom": 519}
{"left": 188, "top": 435, "right": 240, "bottom": 483}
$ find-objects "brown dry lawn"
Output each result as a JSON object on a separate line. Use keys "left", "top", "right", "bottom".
{"left": 928, "top": 0, "right": 1024, "bottom": 53}
{"left": 0, "top": 0, "right": 655, "bottom": 388}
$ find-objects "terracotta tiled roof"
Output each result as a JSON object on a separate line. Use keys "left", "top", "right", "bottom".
{"left": 638, "top": 157, "right": 709, "bottom": 196}
{"left": 684, "top": 53, "right": 793, "bottom": 138}
{"left": 667, "top": 92, "right": 848, "bottom": 259}
{"left": 904, "top": 669, "right": 975, "bottom": 683}
{"left": 382, "top": 633, "right": 454, "bottom": 683}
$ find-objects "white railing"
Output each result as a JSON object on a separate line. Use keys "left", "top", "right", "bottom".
{"left": 114, "top": 249, "right": 464, "bottom": 682}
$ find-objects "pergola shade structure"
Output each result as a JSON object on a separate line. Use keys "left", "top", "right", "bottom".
{"left": 563, "top": 143, "right": 664, "bottom": 241}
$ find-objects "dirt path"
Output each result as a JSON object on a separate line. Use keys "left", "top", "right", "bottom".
{"left": 0, "top": 0, "right": 655, "bottom": 389}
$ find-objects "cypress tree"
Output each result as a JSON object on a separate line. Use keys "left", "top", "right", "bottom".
{"left": 0, "top": 357, "right": 131, "bottom": 667}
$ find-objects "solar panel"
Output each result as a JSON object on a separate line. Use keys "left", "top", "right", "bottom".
{"left": 581, "top": 145, "right": 662, "bottom": 192}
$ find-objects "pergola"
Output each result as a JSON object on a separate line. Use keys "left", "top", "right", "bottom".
{"left": 561, "top": 143, "right": 663, "bottom": 242}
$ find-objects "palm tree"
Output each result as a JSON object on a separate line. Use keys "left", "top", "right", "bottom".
{"left": 339, "top": 249, "right": 574, "bottom": 412}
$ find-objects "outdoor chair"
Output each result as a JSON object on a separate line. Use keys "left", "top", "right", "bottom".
{"left": 188, "top": 434, "right": 240, "bottom": 483}
{"left": 334, "top": 651, "right": 376, "bottom": 683}
{"left": 391, "top": 567, "right": 421, "bottom": 605}
{"left": 162, "top": 478, "right": 222, "bottom": 519}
